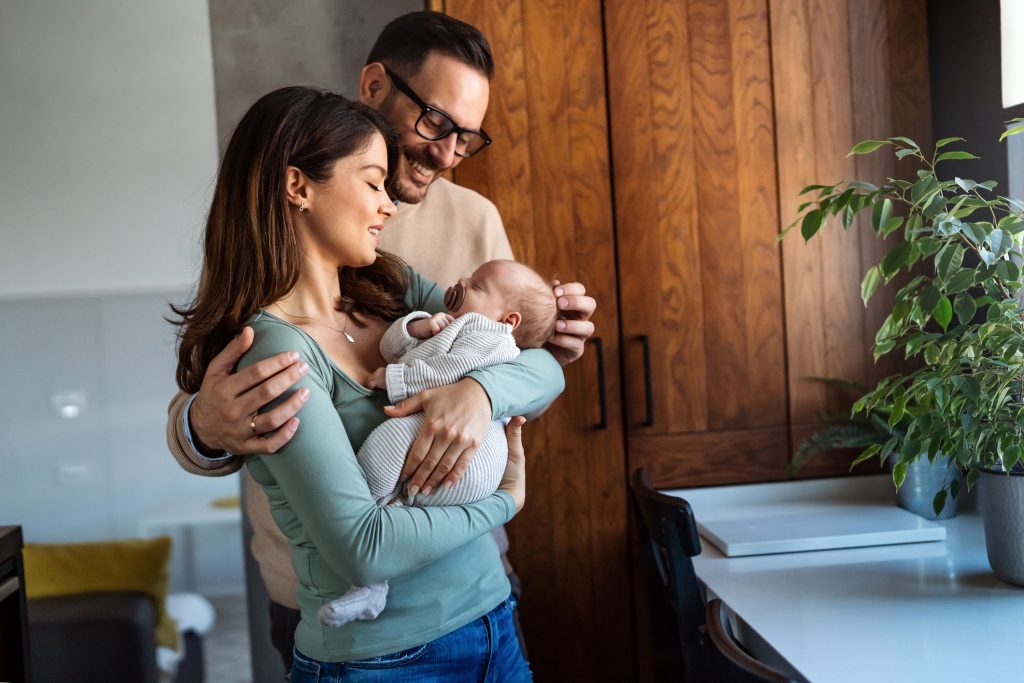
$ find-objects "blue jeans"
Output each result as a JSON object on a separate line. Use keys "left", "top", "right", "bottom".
{"left": 291, "top": 595, "right": 532, "bottom": 682}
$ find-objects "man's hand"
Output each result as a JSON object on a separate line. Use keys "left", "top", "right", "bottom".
{"left": 189, "top": 326, "right": 310, "bottom": 455}
{"left": 384, "top": 378, "right": 493, "bottom": 496}
{"left": 498, "top": 416, "right": 527, "bottom": 513}
{"left": 408, "top": 312, "right": 454, "bottom": 339}
{"left": 546, "top": 280, "right": 596, "bottom": 366}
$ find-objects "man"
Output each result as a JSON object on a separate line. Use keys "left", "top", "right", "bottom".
{"left": 165, "top": 11, "right": 595, "bottom": 672}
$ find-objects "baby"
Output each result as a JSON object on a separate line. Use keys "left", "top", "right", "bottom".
{"left": 318, "top": 259, "right": 558, "bottom": 627}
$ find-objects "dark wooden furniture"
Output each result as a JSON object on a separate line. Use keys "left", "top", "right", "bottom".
{"left": 426, "top": 2, "right": 931, "bottom": 679}
{"left": 630, "top": 468, "right": 708, "bottom": 682}
{"left": 706, "top": 598, "right": 795, "bottom": 683}
{"left": 0, "top": 525, "right": 31, "bottom": 682}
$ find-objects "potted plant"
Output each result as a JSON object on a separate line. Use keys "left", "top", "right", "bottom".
{"left": 788, "top": 378, "right": 961, "bottom": 519}
{"left": 787, "top": 119, "right": 1024, "bottom": 584}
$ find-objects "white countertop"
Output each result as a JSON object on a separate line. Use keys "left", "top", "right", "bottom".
{"left": 665, "top": 476, "right": 1024, "bottom": 683}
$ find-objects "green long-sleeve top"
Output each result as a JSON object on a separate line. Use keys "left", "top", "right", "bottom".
{"left": 239, "top": 270, "right": 565, "bottom": 662}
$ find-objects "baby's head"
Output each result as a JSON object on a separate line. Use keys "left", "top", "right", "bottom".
{"left": 444, "top": 259, "right": 557, "bottom": 348}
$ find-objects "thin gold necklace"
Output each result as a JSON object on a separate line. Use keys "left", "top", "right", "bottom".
{"left": 272, "top": 305, "right": 355, "bottom": 343}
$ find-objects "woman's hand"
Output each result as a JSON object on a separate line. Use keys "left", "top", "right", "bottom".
{"left": 384, "top": 378, "right": 493, "bottom": 496}
{"left": 498, "top": 416, "right": 527, "bottom": 513}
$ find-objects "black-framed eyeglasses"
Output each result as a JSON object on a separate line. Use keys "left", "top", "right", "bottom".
{"left": 384, "top": 66, "right": 492, "bottom": 158}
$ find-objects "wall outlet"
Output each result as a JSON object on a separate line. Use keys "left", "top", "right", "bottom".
{"left": 50, "top": 390, "right": 87, "bottom": 419}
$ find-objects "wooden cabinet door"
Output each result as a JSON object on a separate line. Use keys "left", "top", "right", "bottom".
{"left": 433, "top": 1, "right": 633, "bottom": 680}
{"left": 606, "top": 0, "right": 791, "bottom": 488}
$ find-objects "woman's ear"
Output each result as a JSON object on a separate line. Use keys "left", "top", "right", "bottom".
{"left": 285, "top": 166, "right": 311, "bottom": 211}
{"left": 359, "top": 62, "right": 390, "bottom": 107}
{"left": 502, "top": 311, "right": 522, "bottom": 330}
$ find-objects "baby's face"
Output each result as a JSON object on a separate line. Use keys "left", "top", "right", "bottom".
{"left": 444, "top": 260, "right": 527, "bottom": 322}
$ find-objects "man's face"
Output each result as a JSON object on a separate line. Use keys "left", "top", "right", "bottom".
{"left": 377, "top": 52, "right": 490, "bottom": 204}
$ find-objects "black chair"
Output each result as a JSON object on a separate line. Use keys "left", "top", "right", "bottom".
{"left": 629, "top": 467, "right": 708, "bottom": 682}
{"left": 706, "top": 598, "right": 795, "bottom": 683}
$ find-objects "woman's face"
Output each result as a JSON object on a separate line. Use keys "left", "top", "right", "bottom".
{"left": 301, "top": 133, "right": 396, "bottom": 268}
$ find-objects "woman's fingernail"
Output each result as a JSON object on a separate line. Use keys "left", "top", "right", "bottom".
{"left": 289, "top": 352, "right": 299, "bottom": 361}
{"left": 422, "top": 486, "right": 433, "bottom": 495}
{"left": 298, "top": 362, "right": 309, "bottom": 375}
{"left": 407, "top": 485, "right": 419, "bottom": 497}
{"left": 443, "top": 481, "right": 453, "bottom": 489}
{"left": 299, "top": 387, "right": 310, "bottom": 401}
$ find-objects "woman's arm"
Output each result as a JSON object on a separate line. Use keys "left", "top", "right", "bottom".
{"left": 240, "top": 322, "right": 517, "bottom": 588}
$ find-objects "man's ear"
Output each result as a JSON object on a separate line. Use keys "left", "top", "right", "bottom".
{"left": 284, "top": 166, "right": 311, "bottom": 210}
{"left": 502, "top": 311, "right": 522, "bottom": 330}
{"left": 359, "top": 62, "right": 390, "bottom": 107}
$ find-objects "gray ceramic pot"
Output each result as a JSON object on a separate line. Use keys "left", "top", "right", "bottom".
{"left": 893, "top": 455, "right": 961, "bottom": 519}
{"left": 979, "top": 468, "right": 1024, "bottom": 586}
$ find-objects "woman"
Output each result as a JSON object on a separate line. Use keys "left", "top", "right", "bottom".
{"left": 172, "top": 87, "right": 563, "bottom": 680}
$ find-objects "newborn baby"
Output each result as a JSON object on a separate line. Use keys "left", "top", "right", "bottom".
{"left": 319, "top": 259, "right": 558, "bottom": 627}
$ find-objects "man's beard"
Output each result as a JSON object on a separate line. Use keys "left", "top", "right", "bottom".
{"left": 388, "top": 148, "right": 442, "bottom": 204}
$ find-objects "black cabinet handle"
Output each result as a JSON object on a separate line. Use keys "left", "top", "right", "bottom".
{"left": 592, "top": 337, "right": 607, "bottom": 430}
{"left": 640, "top": 335, "right": 653, "bottom": 427}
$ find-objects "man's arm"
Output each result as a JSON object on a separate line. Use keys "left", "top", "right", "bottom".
{"left": 166, "top": 391, "right": 242, "bottom": 476}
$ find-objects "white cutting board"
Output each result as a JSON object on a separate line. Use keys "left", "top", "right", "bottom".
{"left": 697, "top": 504, "right": 947, "bottom": 557}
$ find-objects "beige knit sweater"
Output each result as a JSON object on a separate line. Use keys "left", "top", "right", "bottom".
{"left": 165, "top": 178, "right": 513, "bottom": 609}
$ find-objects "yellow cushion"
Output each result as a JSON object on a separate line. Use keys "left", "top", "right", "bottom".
{"left": 23, "top": 536, "right": 178, "bottom": 650}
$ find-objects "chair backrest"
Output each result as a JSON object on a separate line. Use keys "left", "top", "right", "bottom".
{"left": 629, "top": 467, "right": 707, "bottom": 681}
{"left": 706, "top": 599, "right": 796, "bottom": 683}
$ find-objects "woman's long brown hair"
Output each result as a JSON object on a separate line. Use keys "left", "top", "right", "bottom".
{"left": 171, "top": 87, "right": 408, "bottom": 393}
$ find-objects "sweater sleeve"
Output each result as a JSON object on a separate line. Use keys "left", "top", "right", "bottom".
{"left": 405, "top": 269, "right": 566, "bottom": 419}
{"left": 379, "top": 311, "right": 432, "bottom": 363}
{"left": 386, "top": 314, "right": 520, "bottom": 404}
{"left": 239, "top": 319, "right": 516, "bottom": 587}
{"left": 165, "top": 390, "right": 243, "bottom": 476}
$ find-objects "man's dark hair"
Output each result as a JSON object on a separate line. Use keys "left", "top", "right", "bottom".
{"left": 366, "top": 11, "right": 494, "bottom": 79}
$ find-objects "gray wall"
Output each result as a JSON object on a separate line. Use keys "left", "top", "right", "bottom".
{"left": 209, "top": 0, "right": 423, "bottom": 150}
{"left": 0, "top": 0, "right": 243, "bottom": 595}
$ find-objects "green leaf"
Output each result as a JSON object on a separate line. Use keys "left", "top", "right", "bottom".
{"left": 881, "top": 216, "right": 904, "bottom": 236}
{"left": 988, "top": 228, "right": 1010, "bottom": 257}
{"left": 954, "top": 292, "right": 976, "bottom": 325}
{"left": 935, "top": 244, "right": 964, "bottom": 280}
{"left": 954, "top": 176, "right": 977, "bottom": 192}
{"left": 799, "top": 184, "right": 830, "bottom": 195}
{"left": 936, "top": 137, "right": 965, "bottom": 149}
{"left": 932, "top": 490, "right": 948, "bottom": 518}
{"left": 861, "top": 266, "right": 882, "bottom": 306}
{"left": 889, "top": 395, "right": 907, "bottom": 428}
{"left": 920, "top": 284, "right": 941, "bottom": 315}
{"left": 1004, "top": 444, "right": 1022, "bottom": 471}
{"left": 995, "top": 260, "right": 1020, "bottom": 281}
{"left": 945, "top": 269, "right": 976, "bottom": 294}
{"left": 801, "top": 209, "right": 824, "bottom": 241}
{"left": 871, "top": 198, "right": 894, "bottom": 232}
{"left": 896, "top": 276, "right": 925, "bottom": 300}
{"left": 881, "top": 242, "right": 912, "bottom": 277}
{"left": 999, "top": 120, "right": 1024, "bottom": 141}
{"left": 890, "top": 136, "right": 920, "bottom": 149}
{"left": 934, "top": 296, "right": 953, "bottom": 331}
{"left": 851, "top": 444, "right": 882, "bottom": 468}
{"left": 895, "top": 148, "right": 918, "bottom": 159}
{"left": 937, "top": 150, "right": 980, "bottom": 162}
{"left": 911, "top": 176, "right": 940, "bottom": 204}
{"left": 848, "top": 139, "right": 891, "bottom": 156}
{"left": 924, "top": 343, "right": 941, "bottom": 365}
{"left": 961, "top": 223, "right": 989, "bottom": 245}
{"left": 892, "top": 460, "right": 908, "bottom": 491}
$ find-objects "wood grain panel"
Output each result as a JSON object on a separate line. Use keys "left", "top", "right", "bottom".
{"left": 440, "top": 2, "right": 632, "bottom": 680}
{"left": 646, "top": 0, "right": 709, "bottom": 434}
{"left": 628, "top": 427, "right": 791, "bottom": 488}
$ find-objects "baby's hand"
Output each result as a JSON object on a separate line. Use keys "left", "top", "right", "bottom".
{"left": 365, "top": 367, "right": 387, "bottom": 390}
{"left": 408, "top": 312, "right": 454, "bottom": 339}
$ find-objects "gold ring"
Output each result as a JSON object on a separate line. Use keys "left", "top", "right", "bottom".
{"left": 250, "top": 415, "right": 258, "bottom": 434}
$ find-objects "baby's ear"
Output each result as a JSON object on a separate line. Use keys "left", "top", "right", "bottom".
{"left": 503, "top": 311, "right": 522, "bottom": 330}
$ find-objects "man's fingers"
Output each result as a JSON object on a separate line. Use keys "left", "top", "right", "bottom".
{"left": 207, "top": 326, "right": 255, "bottom": 375}
{"left": 244, "top": 418, "right": 300, "bottom": 454}
{"left": 553, "top": 281, "right": 587, "bottom": 297}
{"left": 553, "top": 318, "right": 595, "bottom": 340}
{"left": 252, "top": 387, "right": 309, "bottom": 433}
{"left": 546, "top": 333, "right": 586, "bottom": 354}
{"left": 232, "top": 359, "right": 309, "bottom": 417}
{"left": 555, "top": 293, "right": 596, "bottom": 320}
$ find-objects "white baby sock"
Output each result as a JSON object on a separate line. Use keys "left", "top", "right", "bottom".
{"left": 318, "top": 581, "right": 389, "bottom": 627}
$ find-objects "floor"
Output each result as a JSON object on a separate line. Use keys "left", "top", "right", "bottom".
{"left": 204, "top": 594, "right": 253, "bottom": 683}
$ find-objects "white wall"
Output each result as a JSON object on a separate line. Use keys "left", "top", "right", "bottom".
{"left": 0, "top": 0, "right": 242, "bottom": 595}
{"left": 0, "top": 0, "right": 218, "bottom": 298}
